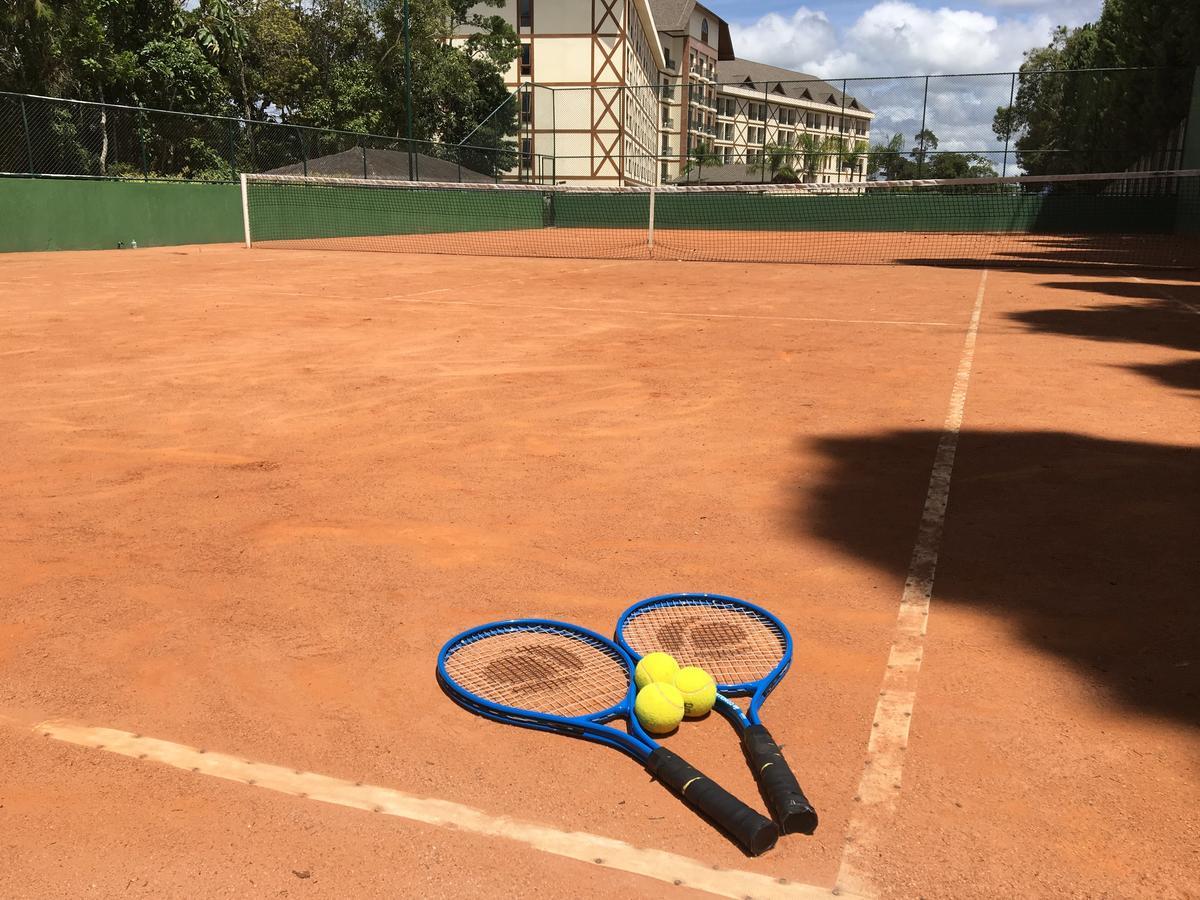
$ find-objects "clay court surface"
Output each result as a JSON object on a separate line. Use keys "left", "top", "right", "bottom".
{"left": 1, "top": 244, "right": 1197, "bottom": 898}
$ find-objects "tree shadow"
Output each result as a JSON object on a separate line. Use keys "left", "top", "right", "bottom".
{"left": 801, "top": 429, "right": 1200, "bottom": 726}
{"left": 1038, "top": 280, "right": 1200, "bottom": 305}
{"left": 1125, "top": 358, "right": 1200, "bottom": 392}
{"left": 1008, "top": 300, "right": 1200, "bottom": 352}
{"left": 894, "top": 233, "right": 1200, "bottom": 275}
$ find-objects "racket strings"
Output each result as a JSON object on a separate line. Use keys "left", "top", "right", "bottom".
{"left": 621, "top": 602, "right": 785, "bottom": 686}
{"left": 444, "top": 626, "right": 629, "bottom": 718}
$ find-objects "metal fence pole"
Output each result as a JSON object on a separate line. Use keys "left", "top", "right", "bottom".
{"left": 762, "top": 83, "right": 769, "bottom": 183}
{"left": 227, "top": 120, "right": 238, "bottom": 176}
{"left": 917, "top": 75, "right": 930, "bottom": 177}
{"left": 360, "top": 138, "right": 368, "bottom": 179}
{"left": 840, "top": 79, "right": 849, "bottom": 180}
{"left": 1002, "top": 72, "right": 1016, "bottom": 177}
{"left": 138, "top": 109, "right": 149, "bottom": 180}
{"left": 18, "top": 96, "right": 35, "bottom": 175}
{"left": 297, "top": 126, "right": 308, "bottom": 176}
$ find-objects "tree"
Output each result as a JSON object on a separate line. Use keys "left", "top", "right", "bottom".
{"left": 867, "top": 132, "right": 913, "bottom": 180}
{"left": 760, "top": 142, "right": 799, "bottom": 183}
{"left": 993, "top": 1, "right": 1200, "bottom": 174}
{"left": 911, "top": 129, "right": 938, "bottom": 170}
{"left": 925, "top": 152, "right": 998, "bottom": 180}
{"left": 681, "top": 140, "right": 722, "bottom": 179}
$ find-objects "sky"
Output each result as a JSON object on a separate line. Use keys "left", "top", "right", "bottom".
{"left": 725, "top": 0, "right": 1104, "bottom": 79}
{"left": 720, "top": 0, "right": 1106, "bottom": 163}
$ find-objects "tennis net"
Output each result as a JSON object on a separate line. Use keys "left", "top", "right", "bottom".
{"left": 242, "top": 169, "right": 1200, "bottom": 269}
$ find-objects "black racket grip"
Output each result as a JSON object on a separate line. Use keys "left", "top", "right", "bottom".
{"left": 646, "top": 747, "right": 778, "bottom": 855}
{"left": 743, "top": 724, "right": 818, "bottom": 834}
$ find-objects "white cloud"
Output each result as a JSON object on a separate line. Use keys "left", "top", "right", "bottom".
{"left": 729, "top": 0, "right": 1101, "bottom": 79}
{"left": 729, "top": 0, "right": 1102, "bottom": 166}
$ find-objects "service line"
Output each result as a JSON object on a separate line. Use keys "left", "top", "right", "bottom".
{"left": 28, "top": 719, "right": 859, "bottom": 900}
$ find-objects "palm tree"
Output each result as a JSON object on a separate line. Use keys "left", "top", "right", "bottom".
{"left": 795, "top": 132, "right": 837, "bottom": 183}
{"left": 760, "top": 142, "right": 800, "bottom": 183}
{"left": 681, "top": 140, "right": 722, "bottom": 181}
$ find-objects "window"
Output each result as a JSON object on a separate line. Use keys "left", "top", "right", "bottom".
{"left": 662, "top": 161, "right": 670, "bottom": 181}
{"left": 520, "top": 43, "right": 532, "bottom": 77}
{"left": 701, "top": 18, "right": 709, "bottom": 45}
{"left": 520, "top": 91, "right": 532, "bottom": 125}
{"left": 518, "top": 0, "right": 532, "bottom": 28}
{"left": 521, "top": 138, "right": 533, "bottom": 170}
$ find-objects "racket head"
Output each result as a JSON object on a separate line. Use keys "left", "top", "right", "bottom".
{"left": 615, "top": 593, "right": 792, "bottom": 702}
{"left": 437, "top": 619, "right": 650, "bottom": 758}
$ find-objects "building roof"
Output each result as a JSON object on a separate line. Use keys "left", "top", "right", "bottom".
{"left": 265, "top": 148, "right": 494, "bottom": 183}
{"left": 716, "top": 59, "right": 873, "bottom": 114}
{"left": 672, "top": 163, "right": 772, "bottom": 185}
{"left": 647, "top": 0, "right": 694, "bottom": 31}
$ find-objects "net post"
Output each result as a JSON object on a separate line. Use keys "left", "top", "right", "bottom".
{"left": 647, "top": 186, "right": 656, "bottom": 253}
{"left": 240, "top": 173, "right": 251, "bottom": 248}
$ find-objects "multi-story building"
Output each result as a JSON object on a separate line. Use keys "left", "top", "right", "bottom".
{"left": 472, "top": 0, "right": 872, "bottom": 185}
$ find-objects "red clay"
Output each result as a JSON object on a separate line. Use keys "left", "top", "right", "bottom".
{"left": 0, "top": 244, "right": 1196, "bottom": 898}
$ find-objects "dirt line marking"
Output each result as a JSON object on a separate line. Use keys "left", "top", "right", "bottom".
{"left": 29, "top": 719, "right": 857, "bottom": 900}
{"left": 835, "top": 270, "right": 988, "bottom": 897}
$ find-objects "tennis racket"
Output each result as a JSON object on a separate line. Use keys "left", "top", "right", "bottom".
{"left": 615, "top": 593, "right": 818, "bottom": 835}
{"left": 437, "top": 619, "right": 778, "bottom": 856}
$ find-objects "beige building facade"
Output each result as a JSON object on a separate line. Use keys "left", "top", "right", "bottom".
{"left": 472, "top": 0, "right": 872, "bottom": 186}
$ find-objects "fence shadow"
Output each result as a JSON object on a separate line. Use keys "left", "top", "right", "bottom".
{"left": 800, "top": 429, "right": 1200, "bottom": 726}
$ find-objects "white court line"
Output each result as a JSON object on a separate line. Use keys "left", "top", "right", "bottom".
{"left": 27, "top": 720, "right": 857, "bottom": 900}
{"left": 835, "top": 270, "right": 988, "bottom": 897}
{"left": 380, "top": 294, "right": 959, "bottom": 329}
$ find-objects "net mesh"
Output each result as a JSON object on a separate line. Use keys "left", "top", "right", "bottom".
{"left": 443, "top": 624, "right": 630, "bottom": 718}
{"left": 619, "top": 600, "right": 786, "bottom": 688}
{"left": 244, "top": 169, "right": 1200, "bottom": 269}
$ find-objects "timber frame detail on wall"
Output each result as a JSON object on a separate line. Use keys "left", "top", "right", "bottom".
{"left": 591, "top": 0, "right": 626, "bottom": 179}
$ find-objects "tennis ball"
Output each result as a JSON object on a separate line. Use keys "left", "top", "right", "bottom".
{"left": 634, "top": 651, "right": 679, "bottom": 690}
{"left": 674, "top": 666, "right": 717, "bottom": 718}
{"left": 634, "top": 681, "right": 686, "bottom": 734}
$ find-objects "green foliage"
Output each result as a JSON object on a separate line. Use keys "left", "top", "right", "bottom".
{"left": 682, "top": 140, "right": 722, "bottom": 177}
{"left": 1, "top": 0, "right": 523, "bottom": 176}
{"left": 993, "top": 1, "right": 1200, "bottom": 174}
{"left": 867, "top": 131, "right": 997, "bottom": 181}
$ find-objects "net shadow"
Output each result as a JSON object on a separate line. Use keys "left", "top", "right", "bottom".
{"left": 799, "top": 429, "right": 1200, "bottom": 726}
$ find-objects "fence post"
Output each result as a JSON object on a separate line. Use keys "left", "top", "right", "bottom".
{"left": 227, "top": 119, "right": 238, "bottom": 176}
{"left": 138, "top": 108, "right": 149, "bottom": 180}
{"left": 916, "top": 76, "right": 930, "bottom": 177}
{"left": 297, "top": 126, "right": 307, "bottom": 176}
{"left": 759, "top": 83, "right": 767, "bottom": 183}
{"left": 1001, "top": 72, "right": 1016, "bottom": 177}
{"left": 840, "top": 79, "right": 849, "bottom": 181}
{"left": 1178, "top": 66, "right": 1200, "bottom": 235}
{"left": 18, "top": 96, "right": 35, "bottom": 175}
{"left": 360, "top": 138, "right": 368, "bottom": 179}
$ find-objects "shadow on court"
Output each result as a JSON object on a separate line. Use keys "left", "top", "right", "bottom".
{"left": 799, "top": 429, "right": 1200, "bottom": 726}
{"left": 1008, "top": 299, "right": 1200, "bottom": 353}
{"left": 1125, "top": 358, "right": 1200, "bottom": 392}
{"left": 1035, "top": 280, "right": 1200, "bottom": 306}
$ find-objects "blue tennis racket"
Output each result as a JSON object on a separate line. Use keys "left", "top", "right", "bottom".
{"left": 615, "top": 593, "right": 818, "bottom": 834}
{"left": 437, "top": 619, "right": 778, "bottom": 856}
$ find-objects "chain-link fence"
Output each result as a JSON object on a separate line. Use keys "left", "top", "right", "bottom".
{"left": 513, "top": 68, "right": 1193, "bottom": 186}
{"left": 0, "top": 92, "right": 527, "bottom": 184}
{"left": 3, "top": 67, "right": 1192, "bottom": 187}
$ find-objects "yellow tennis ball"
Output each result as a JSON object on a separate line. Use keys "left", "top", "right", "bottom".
{"left": 634, "top": 681, "right": 685, "bottom": 734}
{"left": 674, "top": 666, "right": 717, "bottom": 718}
{"left": 633, "top": 652, "right": 679, "bottom": 690}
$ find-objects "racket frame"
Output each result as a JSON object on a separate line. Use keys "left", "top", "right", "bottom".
{"left": 614, "top": 593, "right": 817, "bottom": 834}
